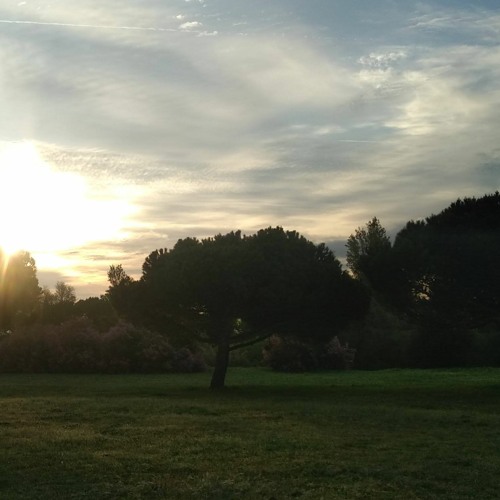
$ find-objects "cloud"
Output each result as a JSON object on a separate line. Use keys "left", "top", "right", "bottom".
{"left": 408, "top": 5, "right": 500, "bottom": 44}
{"left": 358, "top": 51, "right": 407, "bottom": 69}
{"left": 1, "top": 0, "right": 499, "bottom": 296}
{"left": 179, "top": 21, "right": 202, "bottom": 30}
{"left": 0, "top": 18, "right": 178, "bottom": 32}
{"left": 198, "top": 30, "right": 218, "bottom": 37}
{"left": 386, "top": 44, "right": 500, "bottom": 136}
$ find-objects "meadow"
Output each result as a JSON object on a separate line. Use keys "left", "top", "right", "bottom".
{"left": 1, "top": 368, "right": 499, "bottom": 499}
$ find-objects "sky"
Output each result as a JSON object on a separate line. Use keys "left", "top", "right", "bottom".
{"left": 0, "top": 0, "right": 499, "bottom": 297}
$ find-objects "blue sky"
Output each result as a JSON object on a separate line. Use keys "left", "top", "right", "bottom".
{"left": 0, "top": 0, "right": 499, "bottom": 296}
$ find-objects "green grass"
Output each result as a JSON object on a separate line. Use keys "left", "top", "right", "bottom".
{"left": 1, "top": 368, "right": 499, "bottom": 499}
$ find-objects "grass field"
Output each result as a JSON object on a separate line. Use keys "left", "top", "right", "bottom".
{"left": 1, "top": 368, "right": 499, "bottom": 499}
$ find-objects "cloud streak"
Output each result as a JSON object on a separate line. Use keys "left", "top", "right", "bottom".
{"left": 0, "top": 18, "right": 178, "bottom": 32}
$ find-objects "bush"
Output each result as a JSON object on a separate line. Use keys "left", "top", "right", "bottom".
{"left": 230, "top": 341, "right": 267, "bottom": 367}
{"left": 343, "top": 299, "right": 414, "bottom": 369}
{"left": 169, "top": 346, "right": 206, "bottom": 373}
{"left": 0, "top": 318, "right": 206, "bottom": 374}
{"left": 0, "top": 324, "right": 57, "bottom": 372}
{"left": 471, "top": 326, "right": 500, "bottom": 366}
{"left": 53, "top": 317, "right": 102, "bottom": 372}
{"left": 407, "top": 320, "right": 500, "bottom": 369}
{"left": 100, "top": 322, "right": 171, "bottom": 373}
{"left": 262, "top": 335, "right": 353, "bottom": 372}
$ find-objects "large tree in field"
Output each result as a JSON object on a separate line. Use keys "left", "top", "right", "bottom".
{"left": 108, "top": 227, "right": 369, "bottom": 389}
{"left": 0, "top": 250, "right": 41, "bottom": 329}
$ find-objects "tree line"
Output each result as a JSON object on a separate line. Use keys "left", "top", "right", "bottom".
{"left": 345, "top": 192, "right": 500, "bottom": 369}
{"left": 1, "top": 192, "right": 499, "bottom": 388}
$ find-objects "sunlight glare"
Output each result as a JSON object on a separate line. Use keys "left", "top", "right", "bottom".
{"left": 0, "top": 141, "right": 136, "bottom": 258}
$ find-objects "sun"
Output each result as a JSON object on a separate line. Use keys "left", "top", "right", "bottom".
{"left": 0, "top": 141, "right": 135, "bottom": 259}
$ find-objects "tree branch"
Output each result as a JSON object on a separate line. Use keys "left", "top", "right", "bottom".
{"left": 229, "top": 334, "right": 270, "bottom": 351}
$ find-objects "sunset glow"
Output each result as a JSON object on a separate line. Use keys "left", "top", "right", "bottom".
{"left": 0, "top": 142, "right": 136, "bottom": 258}
{"left": 0, "top": 0, "right": 498, "bottom": 297}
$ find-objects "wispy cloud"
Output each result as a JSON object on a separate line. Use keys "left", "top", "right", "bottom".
{"left": 0, "top": 18, "right": 178, "bottom": 32}
{"left": 358, "top": 51, "right": 407, "bottom": 69}
{"left": 408, "top": 6, "right": 500, "bottom": 43}
{"left": 179, "top": 20, "right": 202, "bottom": 30}
{"left": 1, "top": 0, "right": 499, "bottom": 296}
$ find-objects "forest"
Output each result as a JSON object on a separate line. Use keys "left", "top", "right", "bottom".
{"left": 1, "top": 192, "right": 499, "bottom": 388}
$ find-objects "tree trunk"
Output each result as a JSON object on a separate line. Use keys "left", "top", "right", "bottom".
{"left": 210, "top": 338, "right": 230, "bottom": 390}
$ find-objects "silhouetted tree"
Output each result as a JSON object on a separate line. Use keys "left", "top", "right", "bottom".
{"left": 108, "top": 264, "right": 133, "bottom": 288}
{"left": 0, "top": 250, "right": 41, "bottom": 330}
{"left": 394, "top": 192, "right": 500, "bottom": 366}
{"left": 40, "top": 281, "right": 77, "bottom": 325}
{"left": 346, "top": 217, "right": 408, "bottom": 308}
{"left": 346, "top": 217, "right": 391, "bottom": 281}
{"left": 74, "top": 296, "right": 118, "bottom": 332}
{"left": 108, "top": 227, "right": 369, "bottom": 389}
{"left": 54, "top": 281, "right": 76, "bottom": 304}
{"left": 106, "top": 265, "right": 148, "bottom": 329}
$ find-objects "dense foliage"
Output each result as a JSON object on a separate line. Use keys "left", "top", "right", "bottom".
{"left": 1, "top": 193, "right": 498, "bottom": 377}
{"left": 0, "top": 318, "right": 205, "bottom": 374}
{"left": 347, "top": 192, "right": 500, "bottom": 368}
{"left": 0, "top": 250, "right": 40, "bottom": 330}
{"left": 262, "top": 335, "right": 355, "bottom": 372}
{"left": 108, "top": 227, "right": 369, "bottom": 388}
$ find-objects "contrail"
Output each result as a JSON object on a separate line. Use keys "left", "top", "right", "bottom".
{"left": 0, "top": 19, "right": 177, "bottom": 32}
{"left": 334, "top": 139, "right": 380, "bottom": 143}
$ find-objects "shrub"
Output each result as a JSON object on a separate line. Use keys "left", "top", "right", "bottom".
{"left": 471, "top": 326, "right": 500, "bottom": 366}
{"left": 343, "top": 299, "right": 414, "bottom": 369}
{"left": 100, "top": 322, "right": 167, "bottom": 373}
{"left": 169, "top": 347, "right": 206, "bottom": 373}
{"left": 52, "top": 317, "right": 102, "bottom": 372}
{"left": 0, "top": 325, "right": 47, "bottom": 372}
{"left": 0, "top": 318, "right": 206, "bottom": 373}
{"left": 262, "top": 335, "right": 352, "bottom": 372}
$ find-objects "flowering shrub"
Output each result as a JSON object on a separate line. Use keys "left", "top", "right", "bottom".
{"left": 325, "top": 336, "right": 357, "bottom": 370}
{"left": 262, "top": 335, "right": 355, "bottom": 372}
{"left": 0, "top": 318, "right": 206, "bottom": 373}
{"left": 262, "top": 336, "right": 317, "bottom": 372}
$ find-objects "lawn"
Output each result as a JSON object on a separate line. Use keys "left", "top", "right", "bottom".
{"left": 1, "top": 368, "right": 499, "bottom": 499}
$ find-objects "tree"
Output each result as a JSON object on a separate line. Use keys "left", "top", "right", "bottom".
{"left": 54, "top": 281, "right": 76, "bottom": 304}
{"left": 346, "top": 217, "right": 391, "bottom": 281}
{"left": 393, "top": 192, "right": 500, "bottom": 366}
{"left": 346, "top": 217, "right": 407, "bottom": 307}
{"left": 74, "top": 296, "right": 118, "bottom": 332}
{"left": 108, "top": 227, "right": 369, "bottom": 389}
{"left": 108, "top": 264, "right": 133, "bottom": 288}
{"left": 0, "top": 250, "right": 41, "bottom": 330}
{"left": 40, "top": 281, "right": 77, "bottom": 325}
{"left": 345, "top": 218, "right": 416, "bottom": 367}
{"left": 106, "top": 265, "right": 146, "bottom": 328}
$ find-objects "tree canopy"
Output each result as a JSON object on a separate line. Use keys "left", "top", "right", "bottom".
{"left": 1, "top": 193, "right": 498, "bottom": 375}
{"left": 343, "top": 193, "right": 500, "bottom": 368}
{"left": 391, "top": 193, "right": 500, "bottom": 365}
{"left": 108, "top": 227, "right": 369, "bottom": 388}
{"left": 394, "top": 192, "right": 500, "bottom": 324}
{"left": 40, "top": 281, "right": 78, "bottom": 325}
{"left": 0, "top": 250, "right": 40, "bottom": 330}
{"left": 346, "top": 217, "right": 391, "bottom": 278}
